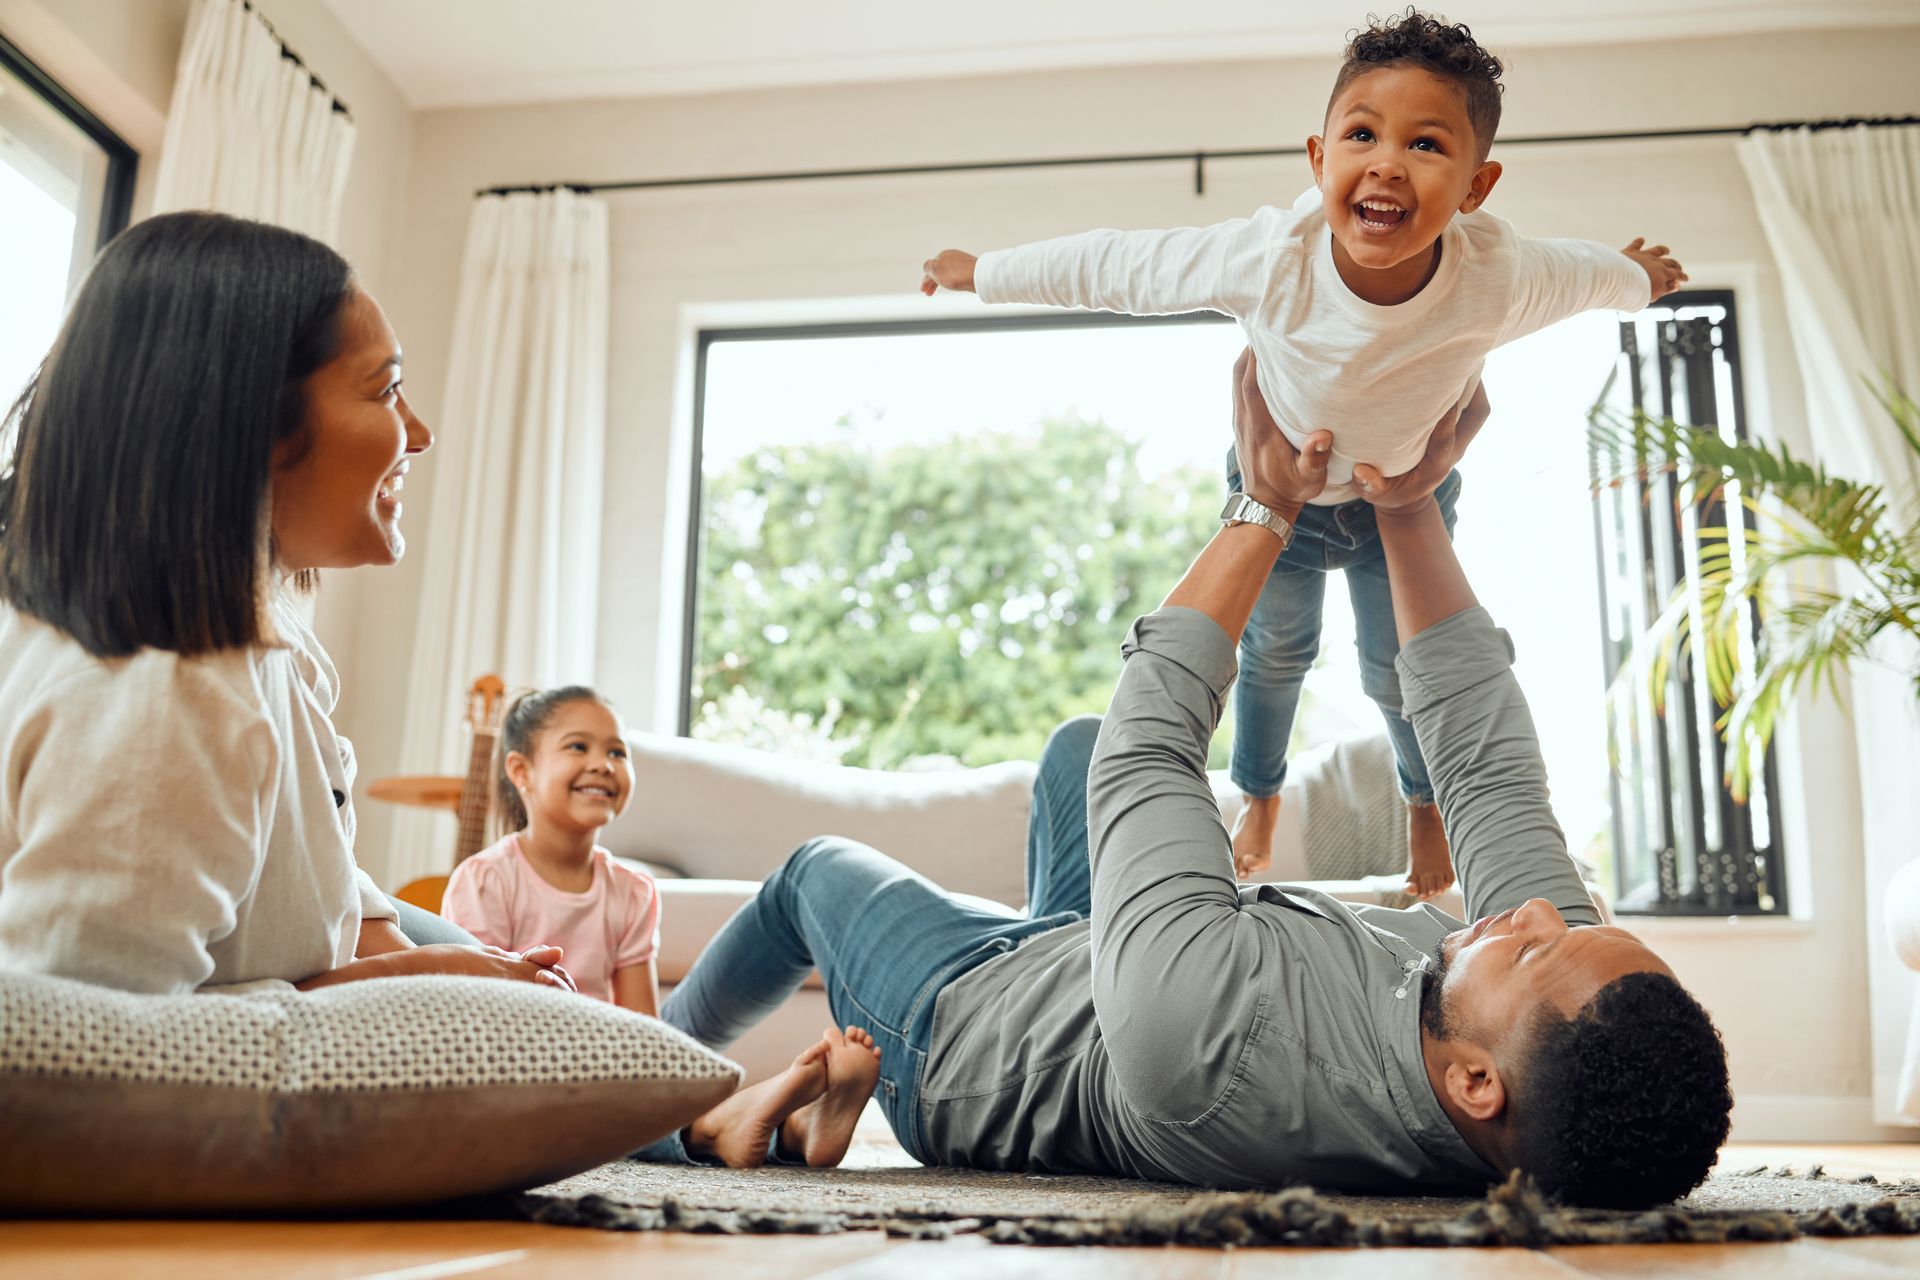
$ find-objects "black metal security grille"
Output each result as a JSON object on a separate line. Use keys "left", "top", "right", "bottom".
{"left": 1590, "top": 291, "right": 1787, "bottom": 915}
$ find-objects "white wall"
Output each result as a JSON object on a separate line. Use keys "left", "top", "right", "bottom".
{"left": 358, "top": 24, "right": 1920, "bottom": 1140}
{"left": 0, "top": 0, "right": 414, "bottom": 680}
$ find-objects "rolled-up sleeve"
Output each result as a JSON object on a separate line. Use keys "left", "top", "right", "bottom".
{"left": 1398, "top": 607, "right": 1600, "bottom": 926}
{"left": 1085, "top": 607, "right": 1269, "bottom": 1120}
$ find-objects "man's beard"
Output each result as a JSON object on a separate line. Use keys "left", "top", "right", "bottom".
{"left": 1419, "top": 947, "right": 1454, "bottom": 1041}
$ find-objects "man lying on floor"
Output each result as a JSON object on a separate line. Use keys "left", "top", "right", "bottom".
{"left": 659, "top": 354, "right": 1733, "bottom": 1208}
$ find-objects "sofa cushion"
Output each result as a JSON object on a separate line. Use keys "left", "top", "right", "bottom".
{"left": 610, "top": 729, "right": 1409, "bottom": 908}
{"left": 608, "top": 732, "right": 1038, "bottom": 907}
{"left": 0, "top": 970, "right": 741, "bottom": 1212}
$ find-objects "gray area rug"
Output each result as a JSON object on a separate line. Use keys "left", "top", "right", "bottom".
{"left": 511, "top": 1121, "right": 1920, "bottom": 1247}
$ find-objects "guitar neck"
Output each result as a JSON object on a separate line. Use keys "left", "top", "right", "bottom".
{"left": 453, "top": 727, "right": 498, "bottom": 865}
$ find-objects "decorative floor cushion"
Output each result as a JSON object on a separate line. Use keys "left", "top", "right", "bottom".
{"left": 0, "top": 970, "right": 740, "bottom": 1212}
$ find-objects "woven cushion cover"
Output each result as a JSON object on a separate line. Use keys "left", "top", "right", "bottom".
{"left": 0, "top": 970, "right": 740, "bottom": 1212}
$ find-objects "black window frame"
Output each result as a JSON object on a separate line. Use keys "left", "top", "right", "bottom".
{"left": 1590, "top": 288, "right": 1788, "bottom": 917}
{"left": 0, "top": 32, "right": 138, "bottom": 252}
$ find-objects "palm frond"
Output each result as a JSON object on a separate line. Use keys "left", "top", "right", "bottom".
{"left": 1869, "top": 375, "right": 1920, "bottom": 460}
{"left": 1591, "top": 383, "right": 1920, "bottom": 798}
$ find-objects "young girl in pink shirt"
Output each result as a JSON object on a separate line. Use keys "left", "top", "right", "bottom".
{"left": 444, "top": 686, "right": 661, "bottom": 1013}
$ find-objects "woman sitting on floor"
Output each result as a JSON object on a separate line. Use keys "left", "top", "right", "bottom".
{"left": 0, "top": 211, "right": 870, "bottom": 1169}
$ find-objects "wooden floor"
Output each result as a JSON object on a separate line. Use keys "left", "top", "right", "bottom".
{"left": 7, "top": 1144, "right": 1919, "bottom": 1279}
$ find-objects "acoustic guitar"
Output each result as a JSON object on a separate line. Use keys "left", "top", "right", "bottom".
{"left": 454, "top": 674, "right": 506, "bottom": 866}
{"left": 369, "top": 673, "right": 507, "bottom": 909}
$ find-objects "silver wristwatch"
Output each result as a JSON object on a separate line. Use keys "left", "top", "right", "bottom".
{"left": 1220, "top": 492, "right": 1294, "bottom": 548}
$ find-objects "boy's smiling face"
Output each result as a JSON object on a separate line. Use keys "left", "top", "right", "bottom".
{"left": 1309, "top": 64, "right": 1503, "bottom": 297}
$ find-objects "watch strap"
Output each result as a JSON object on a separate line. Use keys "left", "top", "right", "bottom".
{"left": 1220, "top": 492, "right": 1294, "bottom": 548}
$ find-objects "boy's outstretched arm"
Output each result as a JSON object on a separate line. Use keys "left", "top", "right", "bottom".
{"left": 1619, "top": 237, "right": 1688, "bottom": 301}
{"left": 920, "top": 215, "right": 1276, "bottom": 317}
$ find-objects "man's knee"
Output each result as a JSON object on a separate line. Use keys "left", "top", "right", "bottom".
{"left": 1041, "top": 715, "right": 1102, "bottom": 776}
{"left": 776, "top": 835, "right": 858, "bottom": 890}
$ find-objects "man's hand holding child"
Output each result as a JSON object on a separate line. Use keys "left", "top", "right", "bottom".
{"left": 1352, "top": 381, "right": 1491, "bottom": 517}
{"left": 1230, "top": 350, "right": 1332, "bottom": 517}
{"left": 1620, "top": 237, "right": 1687, "bottom": 301}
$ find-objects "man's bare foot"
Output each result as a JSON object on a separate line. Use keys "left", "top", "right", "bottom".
{"left": 1231, "top": 792, "right": 1281, "bottom": 880}
{"left": 1405, "top": 801, "right": 1455, "bottom": 900}
{"left": 684, "top": 1042, "right": 828, "bottom": 1168}
{"left": 780, "top": 1025, "right": 883, "bottom": 1168}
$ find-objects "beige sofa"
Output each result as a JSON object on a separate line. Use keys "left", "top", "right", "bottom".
{"left": 604, "top": 727, "right": 1462, "bottom": 1082}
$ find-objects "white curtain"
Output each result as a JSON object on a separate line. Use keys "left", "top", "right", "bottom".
{"left": 389, "top": 191, "right": 611, "bottom": 886}
{"left": 1737, "top": 124, "right": 1920, "bottom": 1124}
{"left": 152, "top": 0, "right": 355, "bottom": 243}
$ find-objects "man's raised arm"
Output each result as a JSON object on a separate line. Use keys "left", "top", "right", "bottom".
{"left": 1355, "top": 419, "right": 1601, "bottom": 927}
{"left": 1083, "top": 354, "right": 1330, "bottom": 1117}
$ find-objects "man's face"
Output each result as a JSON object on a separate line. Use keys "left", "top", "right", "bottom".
{"left": 1430, "top": 898, "right": 1671, "bottom": 1048}
{"left": 1309, "top": 65, "right": 1498, "bottom": 274}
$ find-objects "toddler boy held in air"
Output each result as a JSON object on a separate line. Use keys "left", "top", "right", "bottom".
{"left": 920, "top": 10, "right": 1685, "bottom": 898}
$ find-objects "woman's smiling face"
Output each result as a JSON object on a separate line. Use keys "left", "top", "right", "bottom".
{"left": 270, "top": 288, "right": 432, "bottom": 572}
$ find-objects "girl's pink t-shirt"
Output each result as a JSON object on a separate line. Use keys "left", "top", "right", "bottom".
{"left": 441, "top": 833, "right": 660, "bottom": 1004}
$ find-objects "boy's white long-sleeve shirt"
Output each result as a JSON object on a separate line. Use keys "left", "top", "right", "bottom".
{"left": 0, "top": 594, "right": 396, "bottom": 994}
{"left": 974, "top": 188, "right": 1651, "bottom": 503}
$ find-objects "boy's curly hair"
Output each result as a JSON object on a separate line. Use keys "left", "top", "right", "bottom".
{"left": 1330, "top": 9, "right": 1505, "bottom": 159}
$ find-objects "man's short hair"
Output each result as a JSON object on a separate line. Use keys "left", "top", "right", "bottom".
{"left": 1511, "top": 971, "right": 1732, "bottom": 1208}
{"left": 1329, "top": 9, "right": 1505, "bottom": 161}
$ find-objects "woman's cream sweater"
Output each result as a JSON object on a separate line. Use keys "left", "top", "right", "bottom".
{"left": 0, "top": 594, "right": 396, "bottom": 992}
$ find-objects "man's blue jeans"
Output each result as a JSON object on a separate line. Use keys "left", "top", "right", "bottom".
{"left": 1226, "top": 450, "right": 1462, "bottom": 804}
{"left": 653, "top": 716, "right": 1101, "bottom": 1161}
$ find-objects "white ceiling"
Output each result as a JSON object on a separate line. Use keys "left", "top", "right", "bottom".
{"left": 319, "top": 0, "right": 1920, "bottom": 111}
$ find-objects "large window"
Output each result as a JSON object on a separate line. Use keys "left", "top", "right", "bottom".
{"left": 686, "top": 300, "right": 1764, "bottom": 913}
{"left": 0, "top": 35, "right": 135, "bottom": 406}
{"left": 686, "top": 314, "right": 1248, "bottom": 770}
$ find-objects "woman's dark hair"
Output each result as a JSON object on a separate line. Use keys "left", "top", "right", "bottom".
{"left": 0, "top": 211, "right": 354, "bottom": 657}
{"left": 495, "top": 685, "right": 613, "bottom": 832}
{"left": 1330, "top": 9, "right": 1505, "bottom": 160}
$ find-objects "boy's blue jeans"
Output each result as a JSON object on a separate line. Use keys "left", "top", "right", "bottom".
{"left": 1226, "top": 448, "right": 1462, "bottom": 804}
{"left": 645, "top": 716, "right": 1102, "bottom": 1163}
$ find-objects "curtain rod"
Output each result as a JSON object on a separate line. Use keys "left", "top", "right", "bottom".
{"left": 239, "top": 0, "right": 352, "bottom": 120}
{"left": 478, "top": 113, "right": 1918, "bottom": 199}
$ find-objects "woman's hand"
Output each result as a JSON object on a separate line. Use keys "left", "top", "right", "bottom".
{"left": 298, "top": 942, "right": 578, "bottom": 992}
{"left": 1231, "top": 349, "right": 1331, "bottom": 518}
{"left": 455, "top": 944, "right": 579, "bottom": 991}
{"left": 1351, "top": 380, "right": 1489, "bottom": 516}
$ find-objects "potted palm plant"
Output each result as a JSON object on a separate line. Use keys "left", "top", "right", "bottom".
{"left": 1587, "top": 381, "right": 1920, "bottom": 799}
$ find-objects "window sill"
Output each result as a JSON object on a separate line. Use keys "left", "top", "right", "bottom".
{"left": 1620, "top": 914, "right": 1816, "bottom": 941}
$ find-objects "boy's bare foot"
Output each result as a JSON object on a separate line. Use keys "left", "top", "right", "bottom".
{"left": 1232, "top": 792, "right": 1281, "bottom": 880}
{"left": 1405, "top": 801, "right": 1455, "bottom": 900}
{"left": 684, "top": 1042, "right": 828, "bottom": 1168}
{"left": 781, "top": 1025, "right": 884, "bottom": 1168}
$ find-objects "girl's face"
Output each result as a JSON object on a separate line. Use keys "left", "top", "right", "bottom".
{"left": 507, "top": 699, "right": 633, "bottom": 834}
{"left": 270, "top": 288, "right": 433, "bottom": 571}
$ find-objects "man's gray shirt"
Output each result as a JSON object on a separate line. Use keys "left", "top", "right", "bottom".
{"left": 918, "top": 604, "right": 1601, "bottom": 1191}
